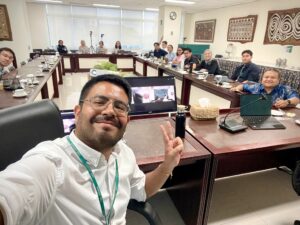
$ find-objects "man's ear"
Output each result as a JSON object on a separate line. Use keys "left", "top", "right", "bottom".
{"left": 74, "top": 104, "right": 81, "bottom": 123}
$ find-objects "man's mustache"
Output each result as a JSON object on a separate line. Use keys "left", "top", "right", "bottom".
{"left": 91, "top": 115, "right": 121, "bottom": 128}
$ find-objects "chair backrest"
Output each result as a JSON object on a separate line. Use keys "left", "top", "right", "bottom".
{"left": 0, "top": 100, "right": 64, "bottom": 171}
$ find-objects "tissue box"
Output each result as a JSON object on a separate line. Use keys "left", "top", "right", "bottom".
{"left": 190, "top": 104, "right": 219, "bottom": 120}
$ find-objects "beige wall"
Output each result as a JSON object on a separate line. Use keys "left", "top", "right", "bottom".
{"left": 184, "top": 0, "right": 300, "bottom": 67}
{"left": 0, "top": 0, "right": 32, "bottom": 66}
{"left": 27, "top": 3, "right": 49, "bottom": 49}
{"left": 159, "top": 6, "right": 182, "bottom": 48}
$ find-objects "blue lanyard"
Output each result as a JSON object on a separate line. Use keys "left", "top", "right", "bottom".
{"left": 67, "top": 136, "right": 119, "bottom": 225}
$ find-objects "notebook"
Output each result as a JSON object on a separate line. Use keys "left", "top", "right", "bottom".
{"left": 240, "top": 94, "right": 286, "bottom": 130}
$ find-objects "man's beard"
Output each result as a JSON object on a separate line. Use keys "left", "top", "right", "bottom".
{"left": 77, "top": 114, "right": 126, "bottom": 152}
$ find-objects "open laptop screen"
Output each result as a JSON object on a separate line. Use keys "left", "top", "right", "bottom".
{"left": 125, "top": 76, "right": 177, "bottom": 115}
{"left": 60, "top": 110, "right": 75, "bottom": 134}
{"left": 240, "top": 94, "right": 272, "bottom": 116}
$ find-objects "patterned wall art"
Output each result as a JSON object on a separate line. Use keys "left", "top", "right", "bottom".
{"left": 0, "top": 4, "right": 12, "bottom": 41}
{"left": 227, "top": 15, "right": 258, "bottom": 43}
{"left": 264, "top": 8, "right": 300, "bottom": 45}
{"left": 194, "top": 19, "right": 216, "bottom": 43}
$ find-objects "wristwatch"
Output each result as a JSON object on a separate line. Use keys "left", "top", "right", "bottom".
{"left": 287, "top": 99, "right": 291, "bottom": 105}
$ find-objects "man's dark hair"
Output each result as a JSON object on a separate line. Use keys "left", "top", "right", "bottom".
{"left": 154, "top": 42, "right": 160, "bottom": 46}
{"left": 184, "top": 48, "right": 192, "bottom": 53}
{"left": 79, "top": 74, "right": 132, "bottom": 104}
{"left": 162, "top": 41, "right": 167, "bottom": 45}
{"left": 168, "top": 44, "right": 173, "bottom": 49}
{"left": 241, "top": 49, "right": 253, "bottom": 56}
{"left": 0, "top": 47, "right": 15, "bottom": 57}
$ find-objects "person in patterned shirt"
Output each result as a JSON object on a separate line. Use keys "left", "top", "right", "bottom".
{"left": 231, "top": 69, "right": 299, "bottom": 108}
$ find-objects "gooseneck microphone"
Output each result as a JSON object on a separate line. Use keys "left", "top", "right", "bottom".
{"left": 219, "top": 93, "right": 267, "bottom": 133}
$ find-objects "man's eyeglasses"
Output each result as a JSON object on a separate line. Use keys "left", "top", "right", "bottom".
{"left": 80, "top": 95, "right": 130, "bottom": 116}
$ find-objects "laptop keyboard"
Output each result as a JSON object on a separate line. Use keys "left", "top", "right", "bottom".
{"left": 243, "top": 116, "right": 271, "bottom": 125}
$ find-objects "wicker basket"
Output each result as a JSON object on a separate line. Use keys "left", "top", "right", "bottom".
{"left": 190, "top": 104, "right": 219, "bottom": 120}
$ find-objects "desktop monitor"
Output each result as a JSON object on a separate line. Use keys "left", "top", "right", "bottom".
{"left": 125, "top": 76, "right": 177, "bottom": 115}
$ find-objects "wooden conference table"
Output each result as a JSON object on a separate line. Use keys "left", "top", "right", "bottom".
{"left": 133, "top": 56, "right": 240, "bottom": 108}
{"left": 0, "top": 56, "right": 62, "bottom": 109}
{"left": 185, "top": 108, "right": 300, "bottom": 224}
{"left": 124, "top": 117, "right": 211, "bottom": 225}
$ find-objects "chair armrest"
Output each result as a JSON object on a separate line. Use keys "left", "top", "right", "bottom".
{"left": 127, "top": 199, "right": 163, "bottom": 225}
{"left": 292, "top": 160, "right": 300, "bottom": 195}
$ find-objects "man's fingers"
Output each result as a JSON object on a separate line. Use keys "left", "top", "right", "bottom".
{"left": 160, "top": 121, "right": 174, "bottom": 142}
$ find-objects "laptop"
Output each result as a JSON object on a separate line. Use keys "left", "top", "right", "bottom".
{"left": 240, "top": 94, "right": 286, "bottom": 130}
{"left": 125, "top": 76, "right": 177, "bottom": 115}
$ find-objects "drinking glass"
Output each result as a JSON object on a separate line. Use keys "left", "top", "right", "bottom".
{"left": 215, "top": 75, "right": 222, "bottom": 86}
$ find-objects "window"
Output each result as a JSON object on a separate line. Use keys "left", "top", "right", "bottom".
{"left": 46, "top": 4, "right": 158, "bottom": 51}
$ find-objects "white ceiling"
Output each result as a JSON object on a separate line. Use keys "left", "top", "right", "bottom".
{"left": 27, "top": 0, "right": 260, "bottom": 13}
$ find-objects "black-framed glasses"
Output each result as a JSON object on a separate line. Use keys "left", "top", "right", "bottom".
{"left": 80, "top": 95, "right": 130, "bottom": 116}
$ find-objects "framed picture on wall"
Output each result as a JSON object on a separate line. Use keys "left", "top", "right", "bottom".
{"left": 194, "top": 19, "right": 216, "bottom": 43}
{"left": 227, "top": 15, "right": 258, "bottom": 43}
{"left": 0, "top": 4, "right": 13, "bottom": 41}
{"left": 264, "top": 8, "right": 300, "bottom": 46}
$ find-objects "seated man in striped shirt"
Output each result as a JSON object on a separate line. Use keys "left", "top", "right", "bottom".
{"left": 231, "top": 69, "right": 299, "bottom": 108}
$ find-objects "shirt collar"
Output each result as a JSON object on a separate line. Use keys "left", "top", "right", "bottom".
{"left": 69, "top": 131, "right": 121, "bottom": 167}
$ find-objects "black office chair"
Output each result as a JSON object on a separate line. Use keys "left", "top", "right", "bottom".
{"left": 292, "top": 160, "right": 300, "bottom": 225}
{"left": 0, "top": 100, "right": 162, "bottom": 225}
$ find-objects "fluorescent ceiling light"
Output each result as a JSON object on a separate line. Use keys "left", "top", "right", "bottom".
{"left": 145, "top": 8, "right": 159, "bottom": 11}
{"left": 165, "top": 0, "right": 195, "bottom": 5}
{"left": 92, "top": 3, "right": 120, "bottom": 8}
{"left": 35, "top": 0, "right": 63, "bottom": 3}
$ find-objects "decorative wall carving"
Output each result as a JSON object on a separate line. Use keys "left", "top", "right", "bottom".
{"left": 227, "top": 15, "right": 258, "bottom": 43}
{"left": 264, "top": 8, "right": 300, "bottom": 45}
{"left": 194, "top": 19, "right": 216, "bottom": 43}
{"left": 0, "top": 4, "right": 12, "bottom": 41}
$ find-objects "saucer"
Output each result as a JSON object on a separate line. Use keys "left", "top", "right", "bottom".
{"left": 35, "top": 74, "right": 44, "bottom": 77}
{"left": 33, "top": 80, "right": 39, "bottom": 85}
{"left": 295, "top": 119, "right": 300, "bottom": 125}
{"left": 222, "top": 85, "right": 232, "bottom": 89}
{"left": 19, "top": 79, "right": 27, "bottom": 83}
{"left": 271, "top": 109, "right": 285, "bottom": 116}
{"left": 13, "top": 92, "right": 27, "bottom": 98}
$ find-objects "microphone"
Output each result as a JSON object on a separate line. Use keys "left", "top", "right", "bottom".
{"left": 219, "top": 94, "right": 267, "bottom": 133}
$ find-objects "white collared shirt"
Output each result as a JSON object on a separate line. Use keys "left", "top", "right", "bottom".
{"left": 0, "top": 131, "right": 146, "bottom": 225}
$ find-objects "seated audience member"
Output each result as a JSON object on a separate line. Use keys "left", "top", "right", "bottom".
{"left": 196, "top": 49, "right": 220, "bottom": 75}
{"left": 161, "top": 41, "right": 168, "bottom": 51}
{"left": 231, "top": 50, "right": 260, "bottom": 83}
{"left": 96, "top": 41, "right": 107, "bottom": 54}
{"left": 57, "top": 40, "right": 68, "bottom": 54}
{"left": 0, "top": 75, "right": 183, "bottom": 225}
{"left": 115, "top": 41, "right": 122, "bottom": 50}
{"left": 172, "top": 47, "right": 184, "bottom": 65}
{"left": 165, "top": 45, "right": 176, "bottom": 62}
{"left": 0, "top": 47, "right": 15, "bottom": 79}
{"left": 231, "top": 69, "right": 300, "bottom": 108}
{"left": 153, "top": 42, "right": 167, "bottom": 58}
{"left": 183, "top": 48, "right": 200, "bottom": 70}
{"left": 113, "top": 41, "right": 122, "bottom": 54}
{"left": 78, "top": 40, "right": 90, "bottom": 54}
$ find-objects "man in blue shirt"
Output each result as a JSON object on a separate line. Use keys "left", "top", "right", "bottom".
{"left": 231, "top": 69, "right": 299, "bottom": 108}
{"left": 165, "top": 45, "right": 176, "bottom": 62}
{"left": 231, "top": 50, "right": 260, "bottom": 83}
{"left": 153, "top": 42, "right": 167, "bottom": 58}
